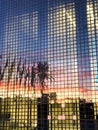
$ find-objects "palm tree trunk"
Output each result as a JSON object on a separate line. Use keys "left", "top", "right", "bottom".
{"left": 40, "top": 82, "right": 44, "bottom": 97}
{"left": 41, "top": 88, "right": 43, "bottom": 97}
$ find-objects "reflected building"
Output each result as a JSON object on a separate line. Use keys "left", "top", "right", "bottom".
{"left": 48, "top": 3, "right": 78, "bottom": 89}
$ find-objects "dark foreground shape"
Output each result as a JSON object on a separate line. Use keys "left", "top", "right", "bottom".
{"left": 37, "top": 94, "right": 49, "bottom": 130}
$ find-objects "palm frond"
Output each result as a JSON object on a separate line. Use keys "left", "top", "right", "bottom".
{"left": 31, "top": 65, "right": 36, "bottom": 87}
{"left": 19, "top": 58, "right": 27, "bottom": 85}
{"left": 19, "top": 66, "right": 23, "bottom": 85}
{"left": 0, "top": 59, "right": 9, "bottom": 81}
{"left": 16, "top": 57, "right": 21, "bottom": 85}
{"left": 17, "top": 57, "right": 21, "bottom": 73}
{"left": 24, "top": 65, "right": 29, "bottom": 86}
{"left": 7, "top": 58, "right": 16, "bottom": 84}
{"left": 38, "top": 61, "right": 49, "bottom": 90}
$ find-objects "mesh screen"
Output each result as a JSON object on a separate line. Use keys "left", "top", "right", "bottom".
{"left": 0, "top": 0, "right": 98, "bottom": 130}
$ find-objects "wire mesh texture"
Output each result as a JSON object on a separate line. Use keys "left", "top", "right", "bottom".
{"left": 0, "top": 0, "right": 98, "bottom": 130}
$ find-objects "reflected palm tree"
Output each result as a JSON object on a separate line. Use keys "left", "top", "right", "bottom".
{"left": 7, "top": 57, "right": 16, "bottom": 84}
{"left": 30, "top": 61, "right": 54, "bottom": 95}
{"left": 31, "top": 65, "right": 36, "bottom": 90}
{"left": 16, "top": 57, "right": 21, "bottom": 85}
{"left": 0, "top": 58, "right": 8, "bottom": 81}
{"left": 1, "top": 58, "right": 53, "bottom": 95}
{"left": 38, "top": 62, "right": 49, "bottom": 95}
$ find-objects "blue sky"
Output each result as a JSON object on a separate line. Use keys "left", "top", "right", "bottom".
{"left": 0, "top": 0, "right": 98, "bottom": 89}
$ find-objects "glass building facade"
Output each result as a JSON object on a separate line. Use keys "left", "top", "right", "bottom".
{"left": 0, "top": 0, "right": 98, "bottom": 129}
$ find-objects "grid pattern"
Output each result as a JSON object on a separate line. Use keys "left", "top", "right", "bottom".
{"left": 0, "top": 0, "right": 98, "bottom": 130}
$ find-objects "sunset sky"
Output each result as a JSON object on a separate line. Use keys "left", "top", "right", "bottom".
{"left": 0, "top": 0, "right": 98, "bottom": 92}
